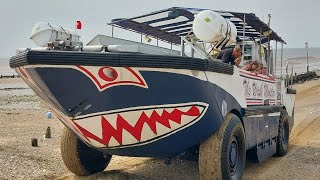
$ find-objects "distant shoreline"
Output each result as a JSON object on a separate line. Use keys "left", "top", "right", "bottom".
{"left": 0, "top": 58, "right": 14, "bottom": 76}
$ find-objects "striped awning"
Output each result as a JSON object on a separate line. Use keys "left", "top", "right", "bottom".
{"left": 109, "top": 7, "right": 286, "bottom": 45}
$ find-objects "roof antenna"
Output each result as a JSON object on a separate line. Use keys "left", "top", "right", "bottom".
{"left": 267, "top": 14, "right": 272, "bottom": 74}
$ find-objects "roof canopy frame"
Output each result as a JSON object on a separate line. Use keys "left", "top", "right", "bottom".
{"left": 109, "top": 7, "right": 286, "bottom": 46}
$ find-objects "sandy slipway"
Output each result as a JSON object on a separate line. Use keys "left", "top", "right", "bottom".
{"left": 0, "top": 78, "right": 319, "bottom": 180}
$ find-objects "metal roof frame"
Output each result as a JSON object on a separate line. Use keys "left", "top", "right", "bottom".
{"left": 109, "top": 7, "right": 286, "bottom": 46}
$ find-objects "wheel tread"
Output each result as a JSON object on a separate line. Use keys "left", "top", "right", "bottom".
{"left": 61, "top": 128, "right": 112, "bottom": 176}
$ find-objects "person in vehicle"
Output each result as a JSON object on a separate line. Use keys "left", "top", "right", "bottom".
{"left": 251, "top": 61, "right": 259, "bottom": 73}
{"left": 261, "top": 67, "right": 268, "bottom": 75}
{"left": 262, "top": 67, "right": 276, "bottom": 79}
{"left": 241, "top": 61, "right": 252, "bottom": 71}
{"left": 217, "top": 47, "right": 242, "bottom": 66}
{"left": 255, "top": 63, "right": 263, "bottom": 74}
{"left": 250, "top": 62, "right": 275, "bottom": 79}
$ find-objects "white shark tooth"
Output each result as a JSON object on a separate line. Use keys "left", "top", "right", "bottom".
{"left": 181, "top": 114, "right": 196, "bottom": 126}
{"left": 155, "top": 122, "right": 170, "bottom": 136}
{"left": 165, "top": 108, "right": 175, "bottom": 113}
{"left": 103, "top": 113, "right": 118, "bottom": 129}
{"left": 143, "top": 109, "right": 154, "bottom": 118}
{"left": 90, "top": 140, "right": 105, "bottom": 148}
{"left": 74, "top": 117, "right": 103, "bottom": 139}
{"left": 178, "top": 106, "right": 192, "bottom": 113}
{"left": 197, "top": 106, "right": 205, "bottom": 113}
{"left": 169, "top": 120, "right": 181, "bottom": 131}
{"left": 141, "top": 123, "right": 156, "bottom": 141}
{"left": 122, "top": 129, "right": 139, "bottom": 145}
{"left": 108, "top": 136, "right": 120, "bottom": 147}
{"left": 155, "top": 109, "right": 163, "bottom": 116}
{"left": 118, "top": 110, "right": 141, "bottom": 127}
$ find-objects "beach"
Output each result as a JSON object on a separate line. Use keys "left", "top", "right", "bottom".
{"left": 0, "top": 77, "right": 319, "bottom": 180}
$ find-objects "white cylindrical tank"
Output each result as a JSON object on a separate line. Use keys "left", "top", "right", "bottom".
{"left": 193, "top": 10, "right": 237, "bottom": 47}
{"left": 224, "top": 19, "right": 237, "bottom": 47}
{"left": 30, "top": 22, "right": 80, "bottom": 47}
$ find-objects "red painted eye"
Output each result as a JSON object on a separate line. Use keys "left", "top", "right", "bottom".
{"left": 98, "top": 67, "right": 118, "bottom": 82}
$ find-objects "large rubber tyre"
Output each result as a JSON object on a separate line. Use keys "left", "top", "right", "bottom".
{"left": 275, "top": 109, "right": 290, "bottom": 156}
{"left": 61, "top": 127, "right": 112, "bottom": 176}
{"left": 199, "top": 113, "right": 246, "bottom": 180}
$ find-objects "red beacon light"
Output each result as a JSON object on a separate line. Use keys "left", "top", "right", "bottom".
{"left": 76, "top": 21, "right": 82, "bottom": 30}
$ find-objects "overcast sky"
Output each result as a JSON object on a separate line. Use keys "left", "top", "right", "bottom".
{"left": 0, "top": 0, "right": 319, "bottom": 58}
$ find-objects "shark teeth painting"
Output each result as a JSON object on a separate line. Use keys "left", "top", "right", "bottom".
{"left": 73, "top": 102, "right": 209, "bottom": 148}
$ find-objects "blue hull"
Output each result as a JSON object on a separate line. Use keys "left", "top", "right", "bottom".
{"left": 19, "top": 66, "right": 233, "bottom": 157}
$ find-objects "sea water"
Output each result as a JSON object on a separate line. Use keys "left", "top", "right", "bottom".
{"left": 274, "top": 47, "right": 320, "bottom": 76}
{"left": 0, "top": 58, "right": 16, "bottom": 76}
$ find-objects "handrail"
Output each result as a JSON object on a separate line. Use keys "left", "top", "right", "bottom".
{"left": 285, "top": 62, "right": 294, "bottom": 88}
{"left": 180, "top": 36, "right": 215, "bottom": 61}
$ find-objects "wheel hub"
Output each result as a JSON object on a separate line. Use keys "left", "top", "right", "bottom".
{"left": 229, "top": 138, "right": 239, "bottom": 174}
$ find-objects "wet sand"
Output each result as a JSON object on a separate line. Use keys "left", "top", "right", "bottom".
{"left": 0, "top": 78, "right": 319, "bottom": 180}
